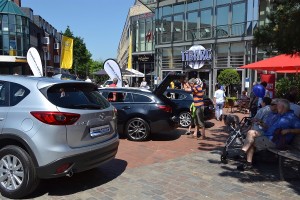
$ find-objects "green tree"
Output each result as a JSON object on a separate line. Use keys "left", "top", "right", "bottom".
{"left": 63, "top": 26, "right": 92, "bottom": 76}
{"left": 254, "top": 0, "right": 300, "bottom": 55}
{"left": 217, "top": 69, "right": 240, "bottom": 97}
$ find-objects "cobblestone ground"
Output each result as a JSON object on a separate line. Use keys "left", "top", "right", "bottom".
{"left": 1, "top": 112, "right": 299, "bottom": 200}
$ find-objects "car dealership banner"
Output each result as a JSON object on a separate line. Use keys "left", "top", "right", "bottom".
{"left": 60, "top": 36, "right": 74, "bottom": 69}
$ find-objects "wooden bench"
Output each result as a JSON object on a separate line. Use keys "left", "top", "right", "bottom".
{"left": 268, "top": 134, "right": 300, "bottom": 180}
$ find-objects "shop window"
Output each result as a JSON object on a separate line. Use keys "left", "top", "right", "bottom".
{"left": 3, "top": 34, "right": 9, "bottom": 55}
{"left": 9, "top": 15, "right": 16, "bottom": 32}
{"left": 161, "top": 16, "right": 172, "bottom": 43}
{"left": 173, "top": 4, "right": 184, "bottom": 14}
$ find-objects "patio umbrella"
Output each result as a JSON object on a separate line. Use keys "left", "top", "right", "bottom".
{"left": 93, "top": 68, "right": 137, "bottom": 76}
{"left": 240, "top": 54, "right": 300, "bottom": 71}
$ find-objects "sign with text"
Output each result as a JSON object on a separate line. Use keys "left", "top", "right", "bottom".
{"left": 181, "top": 45, "right": 212, "bottom": 69}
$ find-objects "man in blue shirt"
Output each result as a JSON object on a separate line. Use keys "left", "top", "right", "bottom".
{"left": 237, "top": 99, "right": 300, "bottom": 171}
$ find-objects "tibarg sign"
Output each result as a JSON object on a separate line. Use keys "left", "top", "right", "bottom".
{"left": 181, "top": 45, "right": 212, "bottom": 69}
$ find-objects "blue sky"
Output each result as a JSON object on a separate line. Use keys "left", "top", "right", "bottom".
{"left": 22, "top": 0, "right": 135, "bottom": 60}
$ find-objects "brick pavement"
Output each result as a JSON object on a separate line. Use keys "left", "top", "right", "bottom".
{"left": 1, "top": 111, "right": 300, "bottom": 200}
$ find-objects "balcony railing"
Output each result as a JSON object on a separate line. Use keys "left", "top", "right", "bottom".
{"left": 157, "top": 21, "right": 258, "bottom": 44}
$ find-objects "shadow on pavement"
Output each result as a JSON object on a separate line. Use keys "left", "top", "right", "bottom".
{"left": 29, "top": 159, "right": 127, "bottom": 198}
{"left": 150, "top": 129, "right": 184, "bottom": 141}
{"left": 207, "top": 152, "right": 300, "bottom": 196}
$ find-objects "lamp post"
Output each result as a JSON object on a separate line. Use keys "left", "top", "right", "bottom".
{"left": 42, "top": 36, "right": 49, "bottom": 77}
{"left": 42, "top": 46, "right": 48, "bottom": 77}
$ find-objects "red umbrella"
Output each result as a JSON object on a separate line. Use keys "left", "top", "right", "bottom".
{"left": 240, "top": 54, "right": 300, "bottom": 71}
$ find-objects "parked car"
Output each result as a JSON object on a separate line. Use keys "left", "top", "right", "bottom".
{"left": 164, "top": 89, "right": 215, "bottom": 128}
{"left": 98, "top": 73, "right": 183, "bottom": 141}
{"left": 100, "top": 79, "right": 113, "bottom": 88}
{"left": 52, "top": 73, "right": 77, "bottom": 80}
{"left": 0, "top": 76, "right": 119, "bottom": 199}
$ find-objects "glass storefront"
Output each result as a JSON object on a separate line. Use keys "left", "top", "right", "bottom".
{"left": 0, "top": 13, "right": 29, "bottom": 56}
{"left": 153, "top": 0, "right": 260, "bottom": 98}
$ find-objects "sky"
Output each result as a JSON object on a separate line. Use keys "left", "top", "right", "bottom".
{"left": 22, "top": 0, "right": 135, "bottom": 60}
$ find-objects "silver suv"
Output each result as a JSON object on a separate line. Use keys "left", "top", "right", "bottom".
{"left": 0, "top": 76, "right": 119, "bottom": 199}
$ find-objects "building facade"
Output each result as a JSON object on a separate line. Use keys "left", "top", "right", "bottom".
{"left": 0, "top": 0, "right": 62, "bottom": 76}
{"left": 122, "top": 0, "right": 272, "bottom": 97}
{"left": 117, "top": 1, "right": 155, "bottom": 86}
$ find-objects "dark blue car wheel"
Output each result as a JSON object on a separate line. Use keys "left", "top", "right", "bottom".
{"left": 125, "top": 118, "right": 150, "bottom": 141}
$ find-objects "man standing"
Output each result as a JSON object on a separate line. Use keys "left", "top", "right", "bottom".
{"left": 109, "top": 78, "right": 118, "bottom": 102}
{"left": 214, "top": 84, "right": 226, "bottom": 121}
{"left": 140, "top": 78, "right": 148, "bottom": 88}
{"left": 85, "top": 76, "right": 92, "bottom": 82}
{"left": 185, "top": 78, "right": 206, "bottom": 139}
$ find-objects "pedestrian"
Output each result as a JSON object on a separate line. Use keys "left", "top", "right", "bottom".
{"left": 184, "top": 78, "right": 206, "bottom": 139}
{"left": 140, "top": 78, "right": 148, "bottom": 88}
{"left": 123, "top": 80, "right": 129, "bottom": 87}
{"left": 214, "top": 84, "right": 226, "bottom": 121}
{"left": 109, "top": 78, "right": 118, "bottom": 101}
{"left": 185, "top": 102, "right": 196, "bottom": 135}
{"left": 85, "top": 76, "right": 92, "bottom": 82}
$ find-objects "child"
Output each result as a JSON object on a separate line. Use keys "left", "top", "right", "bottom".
{"left": 186, "top": 102, "right": 197, "bottom": 135}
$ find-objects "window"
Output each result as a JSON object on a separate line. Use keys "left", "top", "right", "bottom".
{"left": 186, "top": 11, "right": 198, "bottom": 40}
{"left": 200, "top": 9, "right": 212, "bottom": 38}
{"left": 106, "top": 92, "right": 133, "bottom": 103}
{"left": 187, "top": 1, "right": 199, "bottom": 11}
{"left": 2, "top": 15, "right": 8, "bottom": 32}
{"left": 10, "top": 83, "right": 30, "bottom": 106}
{"left": 216, "top": 0, "right": 230, "bottom": 5}
{"left": 200, "top": 0, "right": 212, "bottom": 8}
{"left": 216, "top": 6, "right": 230, "bottom": 37}
{"left": 0, "top": 82, "right": 8, "bottom": 107}
{"left": 46, "top": 84, "right": 110, "bottom": 110}
{"left": 231, "top": 3, "right": 246, "bottom": 36}
{"left": 161, "top": 16, "right": 172, "bottom": 43}
{"left": 174, "top": 4, "right": 184, "bottom": 14}
{"left": 173, "top": 14, "right": 184, "bottom": 41}
{"left": 162, "top": 5, "right": 172, "bottom": 16}
{"left": 133, "top": 93, "right": 153, "bottom": 103}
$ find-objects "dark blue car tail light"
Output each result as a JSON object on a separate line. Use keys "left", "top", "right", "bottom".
{"left": 157, "top": 105, "right": 172, "bottom": 113}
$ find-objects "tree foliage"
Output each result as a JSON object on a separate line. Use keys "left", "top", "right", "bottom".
{"left": 217, "top": 69, "right": 240, "bottom": 86}
{"left": 63, "top": 26, "right": 92, "bottom": 76}
{"left": 254, "top": 0, "right": 300, "bottom": 55}
{"left": 275, "top": 76, "right": 300, "bottom": 102}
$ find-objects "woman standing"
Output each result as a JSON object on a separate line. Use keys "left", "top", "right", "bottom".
{"left": 214, "top": 84, "right": 226, "bottom": 121}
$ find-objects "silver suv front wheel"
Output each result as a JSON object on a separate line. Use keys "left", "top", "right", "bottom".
{"left": 0, "top": 146, "right": 39, "bottom": 199}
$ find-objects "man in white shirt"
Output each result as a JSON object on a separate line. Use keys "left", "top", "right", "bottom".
{"left": 214, "top": 84, "right": 226, "bottom": 121}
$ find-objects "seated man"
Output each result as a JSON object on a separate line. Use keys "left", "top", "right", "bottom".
{"left": 237, "top": 99, "right": 282, "bottom": 171}
{"left": 251, "top": 97, "right": 272, "bottom": 131}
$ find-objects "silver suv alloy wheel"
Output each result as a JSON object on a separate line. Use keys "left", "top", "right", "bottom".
{"left": 0, "top": 155, "right": 24, "bottom": 190}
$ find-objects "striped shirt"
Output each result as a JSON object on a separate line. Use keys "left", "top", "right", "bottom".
{"left": 192, "top": 85, "right": 204, "bottom": 108}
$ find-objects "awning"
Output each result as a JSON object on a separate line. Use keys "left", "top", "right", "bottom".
{"left": 93, "top": 68, "right": 142, "bottom": 77}
{"left": 123, "top": 68, "right": 144, "bottom": 77}
{"left": 240, "top": 54, "right": 300, "bottom": 71}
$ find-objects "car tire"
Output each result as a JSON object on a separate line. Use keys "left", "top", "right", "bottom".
{"left": 0, "top": 145, "right": 39, "bottom": 199}
{"left": 125, "top": 117, "right": 150, "bottom": 141}
{"left": 179, "top": 111, "right": 192, "bottom": 128}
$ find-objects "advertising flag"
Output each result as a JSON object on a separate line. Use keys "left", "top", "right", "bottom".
{"left": 127, "top": 32, "right": 132, "bottom": 69}
{"left": 60, "top": 36, "right": 73, "bottom": 69}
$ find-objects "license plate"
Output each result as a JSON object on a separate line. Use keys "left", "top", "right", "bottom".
{"left": 90, "top": 125, "right": 111, "bottom": 138}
